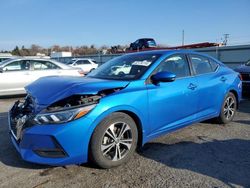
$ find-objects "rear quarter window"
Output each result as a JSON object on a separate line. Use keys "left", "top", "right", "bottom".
{"left": 189, "top": 55, "right": 213, "bottom": 75}
{"left": 209, "top": 59, "right": 219, "bottom": 71}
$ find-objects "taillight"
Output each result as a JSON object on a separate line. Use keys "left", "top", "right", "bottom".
{"left": 238, "top": 73, "right": 243, "bottom": 81}
{"left": 78, "top": 70, "right": 84, "bottom": 76}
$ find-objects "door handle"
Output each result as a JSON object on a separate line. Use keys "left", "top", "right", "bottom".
{"left": 188, "top": 83, "right": 197, "bottom": 90}
{"left": 220, "top": 76, "right": 227, "bottom": 82}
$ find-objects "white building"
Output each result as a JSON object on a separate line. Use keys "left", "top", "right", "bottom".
{"left": 0, "top": 53, "right": 12, "bottom": 57}
{"left": 50, "top": 51, "right": 72, "bottom": 58}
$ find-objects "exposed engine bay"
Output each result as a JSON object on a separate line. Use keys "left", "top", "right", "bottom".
{"left": 46, "top": 88, "right": 122, "bottom": 112}
{"left": 47, "top": 95, "right": 102, "bottom": 111}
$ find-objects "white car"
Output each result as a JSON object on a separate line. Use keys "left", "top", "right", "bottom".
{"left": 111, "top": 64, "right": 131, "bottom": 75}
{"left": 0, "top": 58, "right": 83, "bottom": 96}
{"left": 67, "top": 58, "right": 98, "bottom": 73}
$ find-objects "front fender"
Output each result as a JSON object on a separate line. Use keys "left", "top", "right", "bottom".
{"left": 84, "top": 83, "right": 149, "bottom": 146}
{"left": 86, "top": 104, "right": 148, "bottom": 142}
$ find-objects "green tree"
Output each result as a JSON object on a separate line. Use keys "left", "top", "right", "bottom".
{"left": 12, "top": 46, "right": 20, "bottom": 56}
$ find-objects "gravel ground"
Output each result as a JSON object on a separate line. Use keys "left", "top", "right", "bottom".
{"left": 0, "top": 97, "right": 249, "bottom": 188}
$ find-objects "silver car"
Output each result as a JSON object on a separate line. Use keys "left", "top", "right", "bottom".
{"left": 0, "top": 58, "right": 83, "bottom": 96}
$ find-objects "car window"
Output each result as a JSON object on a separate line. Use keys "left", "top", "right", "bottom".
{"left": 3, "top": 60, "right": 30, "bottom": 71}
{"left": 147, "top": 40, "right": 156, "bottom": 46}
{"left": 0, "top": 58, "right": 10, "bottom": 62}
{"left": 75, "top": 60, "right": 83, "bottom": 65}
{"left": 135, "top": 40, "right": 139, "bottom": 44}
{"left": 75, "top": 60, "right": 91, "bottom": 65}
{"left": 155, "top": 55, "right": 190, "bottom": 78}
{"left": 190, "top": 55, "right": 213, "bottom": 75}
{"left": 209, "top": 59, "right": 219, "bottom": 71}
{"left": 83, "top": 60, "right": 91, "bottom": 64}
{"left": 32, "top": 60, "right": 60, "bottom": 70}
{"left": 67, "top": 60, "right": 75, "bottom": 65}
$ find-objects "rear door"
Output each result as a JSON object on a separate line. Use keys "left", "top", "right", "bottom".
{"left": 0, "top": 60, "right": 32, "bottom": 95}
{"left": 29, "top": 60, "right": 62, "bottom": 82}
{"left": 188, "top": 54, "right": 224, "bottom": 118}
{"left": 75, "top": 60, "right": 92, "bottom": 73}
{"left": 82, "top": 60, "right": 93, "bottom": 72}
{"left": 147, "top": 54, "right": 199, "bottom": 134}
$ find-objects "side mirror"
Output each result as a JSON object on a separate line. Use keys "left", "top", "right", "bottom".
{"left": 151, "top": 71, "right": 176, "bottom": 83}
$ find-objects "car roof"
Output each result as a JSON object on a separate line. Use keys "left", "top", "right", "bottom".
{"left": 127, "top": 49, "right": 209, "bottom": 56}
{"left": 125, "top": 49, "right": 189, "bottom": 55}
{"left": 0, "top": 57, "right": 74, "bottom": 69}
{"left": 124, "top": 49, "right": 223, "bottom": 64}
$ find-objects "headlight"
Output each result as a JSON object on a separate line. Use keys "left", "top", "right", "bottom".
{"left": 34, "top": 104, "right": 96, "bottom": 124}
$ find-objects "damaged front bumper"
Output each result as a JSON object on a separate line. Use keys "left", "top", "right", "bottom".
{"left": 8, "top": 101, "right": 94, "bottom": 166}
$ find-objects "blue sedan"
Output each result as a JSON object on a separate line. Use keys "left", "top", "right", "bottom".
{"left": 9, "top": 50, "right": 242, "bottom": 168}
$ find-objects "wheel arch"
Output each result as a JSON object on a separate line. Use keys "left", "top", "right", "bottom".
{"left": 87, "top": 106, "right": 145, "bottom": 162}
{"left": 117, "top": 110, "right": 144, "bottom": 150}
{"left": 229, "top": 89, "right": 239, "bottom": 109}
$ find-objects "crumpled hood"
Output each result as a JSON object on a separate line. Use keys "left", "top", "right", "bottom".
{"left": 234, "top": 64, "right": 250, "bottom": 73}
{"left": 25, "top": 76, "right": 130, "bottom": 105}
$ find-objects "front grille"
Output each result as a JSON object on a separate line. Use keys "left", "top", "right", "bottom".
{"left": 241, "top": 73, "right": 250, "bottom": 81}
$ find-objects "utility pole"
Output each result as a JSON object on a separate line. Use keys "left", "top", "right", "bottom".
{"left": 222, "top": 34, "right": 229, "bottom": 46}
{"left": 182, "top": 30, "right": 185, "bottom": 46}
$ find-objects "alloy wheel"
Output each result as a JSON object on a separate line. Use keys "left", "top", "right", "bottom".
{"left": 223, "top": 96, "right": 235, "bottom": 120}
{"left": 101, "top": 122, "right": 133, "bottom": 161}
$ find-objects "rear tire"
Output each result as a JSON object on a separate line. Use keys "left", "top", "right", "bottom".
{"left": 89, "top": 112, "right": 138, "bottom": 169}
{"left": 217, "top": 92, "right": 237, "bottom": 124}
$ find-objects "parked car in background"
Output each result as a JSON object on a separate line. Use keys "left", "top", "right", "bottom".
{"left": 8, "top": 50, "right": 241, "bottom": 168}
{"left": 235, "top": 59, "right": 250, "bottom": 97}
{"left": 0, "top": 58, "right": 83, "bottom": 96}
{"left": 0, "top": 57, "right": 11, "bottom": 62}
{"left": 111, "top": 64, "right": 131, "bottom": 75}
{"left": 67, "top": 58, "right": 98, "bottom": 73}
{"left": 129, "top": 38, "right": 157, "bottom": 50}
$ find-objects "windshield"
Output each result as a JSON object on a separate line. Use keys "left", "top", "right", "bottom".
{"left": 0, "top": 57, "right": 10, "bottom": 63}
{"left": 67, "top": 60, "right": 76, "bottom": 65}
{"left": 0, "top": 58, "right": 13, "bottom": 66}
{"left": 87, "top": 53, "right": 161, "bottom": 80}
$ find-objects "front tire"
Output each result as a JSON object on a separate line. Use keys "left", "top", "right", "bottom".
{"left": 90, "top": 112, "right": 138, "bottom": 169}
{"left": 217, "top": 92, "right": 237, "bottom": 124}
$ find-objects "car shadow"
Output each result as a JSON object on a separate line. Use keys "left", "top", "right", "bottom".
{"left": 140, "top": 139, "right": 250, "bottom": 187}
{"left": 0, "top": 112, "right": 50, "bottom": 169}
{"left": 238, "top": 98, "right": 250, "bottom": 114}
{"left": 234, "top": 120, "right": 250, "bottom": 125}
{"left": 0, "top": 94, "right": 26, "bottom": 99}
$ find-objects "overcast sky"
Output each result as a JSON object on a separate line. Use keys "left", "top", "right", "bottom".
{"left": 1, "top": 0, "right": 250, "bottom": 50}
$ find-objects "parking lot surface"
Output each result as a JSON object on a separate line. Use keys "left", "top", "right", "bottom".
{"left": 0, "top": 97, "right": 249, "bottom": 188}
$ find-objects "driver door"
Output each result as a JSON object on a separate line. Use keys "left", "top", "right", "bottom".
{"left": 146, "top": 54, "right": 198, "bottom": 135}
